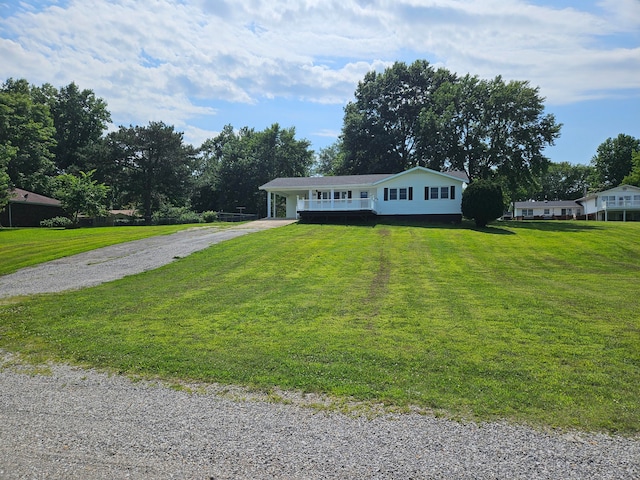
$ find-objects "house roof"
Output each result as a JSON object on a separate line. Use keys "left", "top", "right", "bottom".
{"left": 8, "top": 188, "right": 62, "bottom": 207}
{"left": 515, "top": 200, "right": 580, "bottom": 209}
{"left": 260, "top": 168, "right": 469, "bottom": 191}
{"left": 260, "top": 173, "right": 393, "bottom": 190}
{"left": 578, "top": 184, "right": 640, "bottom": 201}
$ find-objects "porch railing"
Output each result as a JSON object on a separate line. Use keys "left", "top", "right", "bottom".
{"left": 601, "top": 200, "right": 640, "bottom": 209}
{"left": 297, "top": 198, "right": 376, "bottom": 212}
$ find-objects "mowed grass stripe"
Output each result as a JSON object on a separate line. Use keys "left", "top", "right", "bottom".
{"left": 0, "top": 221, "right": 638, "bottom": 433}
{"left": 0, "top": 224, "right": 225, "bottom": 276}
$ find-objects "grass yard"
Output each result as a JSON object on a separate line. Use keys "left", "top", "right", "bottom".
{"left": 0, "top": 223, "right": 228, "bottom": 276}
{"left": 1, "top": 220, "right": 639, "bottom": 434}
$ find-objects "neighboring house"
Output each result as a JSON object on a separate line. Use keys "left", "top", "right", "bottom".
{"left": 259, "top": 166, "right": 468, "bottom": 222}
{"left": 578, "top": 184, "right": 640, "bottom": 222}
{"left": 514, "top": 200, "right": 582, "bottom": 220}
{"left": 0, "top": 188, "right": 66, "bottom": 227}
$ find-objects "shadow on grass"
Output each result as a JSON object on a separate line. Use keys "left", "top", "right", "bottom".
{"left": 299, "top": 217, "right": 615, "bottom": 234}
{"left": 300, "top": 217, "right": 517, "bottom": 234}
{"left": 500, "top": 220, "right": 606, "bottom": 233}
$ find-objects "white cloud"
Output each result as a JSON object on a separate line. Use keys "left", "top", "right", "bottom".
{"left": 1, "top": 0, "right": 638, "bottom": 138}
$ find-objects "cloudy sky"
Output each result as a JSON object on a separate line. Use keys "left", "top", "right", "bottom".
{"left": 1, "top": 0, "right": 639, "bottom": 165}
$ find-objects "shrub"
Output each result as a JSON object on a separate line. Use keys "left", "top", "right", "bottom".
{"left": 151, "top": 205, "right": 202, "bottom": 225}
{"left": 201, "top": 210, "right": 218, "bottom": 223}
{"left": 461, "top": 180, "right": 504, "bottom": 228}
{"left": 40, "top": 216, "right": 73, "bottom": 228}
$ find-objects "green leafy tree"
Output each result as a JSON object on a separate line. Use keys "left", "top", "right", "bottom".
{"left": 621, "top": 151, "right": 640, "bottom": 187}
{"left": 105, "top": 122, "right": 196, "bottom": 223}
{"left": 195, "top": 124, "right": 314, "bottom": 215}
{"left": 53, "top": 170, "right": 109, "bottom": 223}
{"left": 0, "top": 144, "right": 14, "bottom": 213}
{"left": 35, "top": 82, "right": 111, "bottom": 173}
{"left": 535, "top": 162, "right": 593, "bottom": 200}
{"left": 338, "top": 61, "right": 561, "bottom": 187}
{"left": 461, "top": 180, "right": 505, "bottom": 228}
{"left": 338, "top": 60, "right": 455, "bottom": 174}
{"left": 590, "top": 134, "right": 640, "bottom": 189}
{"left": 0, "top": 78, "right": 56, "bottom": 193}
{"left": 313, "top": 141, "right": 343, "bottom": 176}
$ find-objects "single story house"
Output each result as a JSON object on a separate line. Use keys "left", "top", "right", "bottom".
{"left": 0, "top": 188, "right": 66, "bottom": 227}
{"left": 578, "top": 184, "right": 640, "bottom": 222}
{"left": 514, "top": 200, "right": 582, "bottom": 220}
{"left": 259, "top": 166, "right": 468, "bottom": 222}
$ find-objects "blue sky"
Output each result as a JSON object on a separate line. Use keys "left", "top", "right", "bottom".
{"left": 1, "top": 0, "right": 639, "bottom": 166}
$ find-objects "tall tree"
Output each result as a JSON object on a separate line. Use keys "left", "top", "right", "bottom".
{"left": 36, "top": 82, "right": 111, "bottom": 173}
{"left": 197, "top": 123, "right": 314, "bottom": 215}
{"left": 535, "top": 162, "right": 593, "bottom": 200}
{"left": 590, "top": 134, "right": 640, "bottom": 189}
{"left": 0, "top": 78, "right": 56, "bottom": 193}
{"left": 313, "top": 141, "right": 343, "bottom": 176}
{"left": 105, "top": 122, "right": 196, "bottom": 223}
{"left": 338, "top": 60, "right": 455, "bottom": 174}
{"left": 0, "top": 144, "right": 13, "bottom": 213}
{"left": 621, "top": 151, "right": 640, "bottom": 187}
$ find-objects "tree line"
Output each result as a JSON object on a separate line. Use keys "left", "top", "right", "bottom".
{"left": 2, "top": 61, "right": 639, "bottom": 225}
{"left": 0, "top": 78, "right": 313, "bottom": 223}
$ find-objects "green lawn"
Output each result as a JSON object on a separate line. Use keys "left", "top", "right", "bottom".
{"left": 0, "top": 224, "right": 222, "bottom": 276}
{"left": 1, "top": 220, "right": 639, "bottom": 434}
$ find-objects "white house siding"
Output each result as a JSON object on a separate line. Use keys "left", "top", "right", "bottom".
{"left": 514, "top": 202, "right": 581, "bottom": 219}
{"left": 374, "top": 169, "right": 462, "bottom": 216}
{"left": 580, "top": 185, "right": 640, "bottom": 221}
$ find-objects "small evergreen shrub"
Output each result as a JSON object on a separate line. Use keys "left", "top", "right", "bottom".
{"left": 461, "top": 180, "right": 504, "bottom": 228}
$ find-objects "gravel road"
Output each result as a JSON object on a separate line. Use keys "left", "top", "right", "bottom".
{"left": 1, "top": 356, "right": 638, "bottom": 479}
{"left": 1, "top": 219, "right": 638, "bottom": 478}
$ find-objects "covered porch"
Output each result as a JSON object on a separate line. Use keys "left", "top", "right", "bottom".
{"left": 265, "top": 189, "right": 377, "bottom": 219}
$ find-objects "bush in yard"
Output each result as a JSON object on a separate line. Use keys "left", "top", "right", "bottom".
{"left": 462, "top": 180, "right": 504, "bottom": 228}
{"left": 40, "top": 216, "right": 73, "bottom": 228}
{"left": 151, "top": 205, "right": 202, "bottom": 225}
{"left": 201, "top": 210, "right": 218, "bottom": 223}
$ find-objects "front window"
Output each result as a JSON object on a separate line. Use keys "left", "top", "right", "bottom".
{"left": 360, "top": 191, "right": 368, "bottom": 199}
{"left": 389, "top": 188, "right": 398, "bottom": 200}
{"left": 399, "top": 188, "right": 407, "bottom": 200}
{"left": 430, "top": 187, "right": 439, "bottom": 199}
{"left": 440, "top": 187, "right": 449, "bottom": 199}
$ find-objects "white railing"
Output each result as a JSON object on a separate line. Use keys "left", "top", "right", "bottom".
{"left": 601, "top": 200, "right": 640, "bottom": 209}
{"left": 297, "top": 198, "right": 376, "bottom": 212}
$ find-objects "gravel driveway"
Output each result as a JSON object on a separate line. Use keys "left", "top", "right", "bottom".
{"left": 1, "top": 219, "right": 638, "bottom": 478}
{"left": 0, "top": 219, "right": 295, "bottom": 298}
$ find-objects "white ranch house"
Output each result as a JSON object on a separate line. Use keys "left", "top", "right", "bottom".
{"left": 514, "top": 200, "right": 582, "bottom": 220}
{"left": 578, "top": 184, "right": 640, "bottom": 222}
{"left": 259, "top": 167, "right": 468, "bottom": 222}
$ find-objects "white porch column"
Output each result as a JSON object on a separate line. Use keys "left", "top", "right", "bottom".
{"left": 308, "top": 189, "right": 312, "bottom": 209}
{"left": 267, "top": 191, "right": 272, "bottom": 218}
{"left": 331, "top": 188, "right": 334, "bottom": 209}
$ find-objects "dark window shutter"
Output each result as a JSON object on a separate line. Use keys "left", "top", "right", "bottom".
{"left": 424, "top": 186, "right": 429, "bottom": 200}
{"left": 384, "top": 188, "right": 388, "bottom": 201}
{"left": 348, "top": 191, "right": 352, "bottom": 199}
{"left": 408, "top": 186, "right": 413, "bottom": 200}
{"left": 450, "top": 186, "right": 455, "bottom": 199}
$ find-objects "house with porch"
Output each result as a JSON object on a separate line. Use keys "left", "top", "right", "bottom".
{"left": 578, "top": 184, "right": 640, "bottom": 221}
{"left": 259, "top": 166, "right": 468, "bottom": 222}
